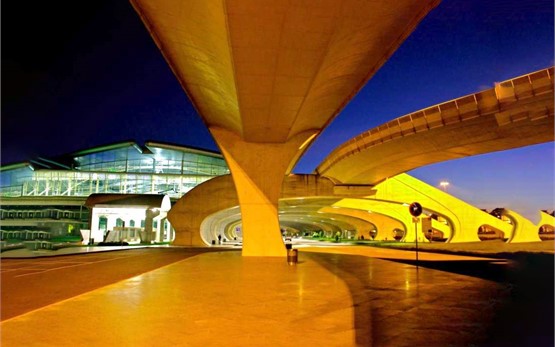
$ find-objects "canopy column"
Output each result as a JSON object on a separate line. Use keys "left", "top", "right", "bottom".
{"left": 210, "top": 127, "right": 316, "bottom": 257}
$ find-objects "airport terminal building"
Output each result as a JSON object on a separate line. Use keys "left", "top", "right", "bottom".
{"left": 0, "top": 141, "right": 229, "bottom": 247}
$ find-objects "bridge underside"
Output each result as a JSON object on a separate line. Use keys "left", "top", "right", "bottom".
{"left": 132, "top": 0, "right": 441, "bottom": 256}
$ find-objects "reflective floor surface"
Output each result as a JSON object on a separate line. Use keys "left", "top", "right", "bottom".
{"left": 1, "top": 246, "right": 553, "bottom": 346}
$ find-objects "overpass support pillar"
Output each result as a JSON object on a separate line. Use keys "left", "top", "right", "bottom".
{"left": 210, "top": 127, "right": 315, "bottom": 257}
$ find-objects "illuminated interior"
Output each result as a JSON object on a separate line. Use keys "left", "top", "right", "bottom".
{"left": 0, "top": 141, "right": 230, "bottom": 248}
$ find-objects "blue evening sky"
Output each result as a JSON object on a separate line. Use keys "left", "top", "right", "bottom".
{"left": 1, "top": 0, "right": 553, "bottom": 220}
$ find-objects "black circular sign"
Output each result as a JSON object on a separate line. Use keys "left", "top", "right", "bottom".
{"left": 409, "top": 202, "right": 423, "bottom": 217}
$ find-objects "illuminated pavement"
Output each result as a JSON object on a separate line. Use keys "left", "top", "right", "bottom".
{"left": 0, "top": 247, "right": 223, "bottom": 320}
{"left": 1, "top": 246, "right": 553, "bottom": 346}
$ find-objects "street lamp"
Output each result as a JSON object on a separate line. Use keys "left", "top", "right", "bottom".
{"left": 440, "top": 181, "right": 450, "bottom": 192}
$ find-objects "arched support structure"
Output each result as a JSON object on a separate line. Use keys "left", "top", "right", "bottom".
{"left": 329, "top": 199, "right": 418, "bottom": 241}
{"left": 199, "top": 206, "right": 242, "bottom": 244}
{"left": 168, "top": 175, "right": 238, "bottom": 247}
{"left": 501, "top": 209, "right": 542, "bottom": 243}
{"left": 371, "top": 174, "right": 513, "bottom": 242}
{"left": 199, "top": 199, "right": 380, "bottom": 242}
{"left": 318, "top": 206, "right": 405, "bottom": 241}
{"left": 170, "top": 171, "right": 546, "bottom": 247}
{"left": 210, "top": 127, "right": 318, "bottom": 256}
{"left": 537, "top": 211, "right": 555, "bottom": 241}
{"left": 168, "top": 173, "right": 336, "bottom": 250}
{"left": 537, "top": 211, "right": 555, "bottom": 228}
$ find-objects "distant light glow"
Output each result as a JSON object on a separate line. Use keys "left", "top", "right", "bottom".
{"left": 440, "top": 181, "right": 450, "bottom": 192}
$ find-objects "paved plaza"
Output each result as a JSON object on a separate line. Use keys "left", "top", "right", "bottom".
{"left": 1, "top": 244, "right": 552, "bottom": 346}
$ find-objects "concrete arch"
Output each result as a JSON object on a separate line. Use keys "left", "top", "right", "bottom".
{"left": 370, "top": 174, "right": 514, "bottom": 242}
{"left": 318, "top": 205, "right": 407, "bottom": 241}
{"left": 477, "top": 224, "right": 508, "bottom": 242}
{"left": 328, "top": 198, "right": 421, "bottom": 241}
{"left": 168, "top": 174, "right": 336, "bottom": 248}
{"left": 199, "top": 205, "right": 242, "bottom": 245}
{"left": 171, "top": 171, "right": 545, "bottom": 247}
{"left": 499, "top": 209, "right": 542, "bottom": 243}
{"left": 198, "top": 197, "right": 378, "bottom": 245}
{"left": 168, "top": 175, "right": 238, "bottom": 247}
{"left": 537, "top": 210, "right": 555, "bottom": 241}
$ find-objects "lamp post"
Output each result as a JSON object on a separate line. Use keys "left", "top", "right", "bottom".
{"left": 440, "top": 181, "right": 450, "bottom": 192}
{"left": 409, "top": 202, "right": 423, "bottom": 269}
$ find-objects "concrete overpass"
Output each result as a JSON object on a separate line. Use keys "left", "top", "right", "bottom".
{"left": 317, "top": 67, "right": 554, "bottom": 185}
{"left": 167, "top": 67, "right": 554, "bottom": 248}
{"left": 131, "top": 0, "right": 441, "bottom": 256}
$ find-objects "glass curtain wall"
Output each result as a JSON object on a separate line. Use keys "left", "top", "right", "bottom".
{"left": 0, "top": 144, "right": 229, "bottom": 199}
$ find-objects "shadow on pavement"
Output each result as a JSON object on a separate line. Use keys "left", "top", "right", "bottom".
{"left": 308, "top": 252, "right": 554, "bottom": 347}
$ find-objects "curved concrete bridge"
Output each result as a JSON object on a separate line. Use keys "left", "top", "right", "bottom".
{"left": 131, "top": 0, "right": 441, "bottom": 256}
{"left": 317, "top": 67, "right": 554, "bottom": 184}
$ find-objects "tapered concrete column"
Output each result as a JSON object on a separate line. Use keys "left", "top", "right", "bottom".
{"left": 210, "top": 127, "right": 317, "bottom": 257}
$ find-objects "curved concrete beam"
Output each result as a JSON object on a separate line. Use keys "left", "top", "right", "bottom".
{"left": 329, "top": 198, "right": 417, "bottom": 241}
{"left": 318, "top": 67, "right": 555, "bottom": 184}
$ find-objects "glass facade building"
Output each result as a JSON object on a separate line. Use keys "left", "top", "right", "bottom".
{"left": 0, "top": 141, "right": 229, "bottom": 200}
{"left": 0, "top": 141, "right": 229, "bottom": 246}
